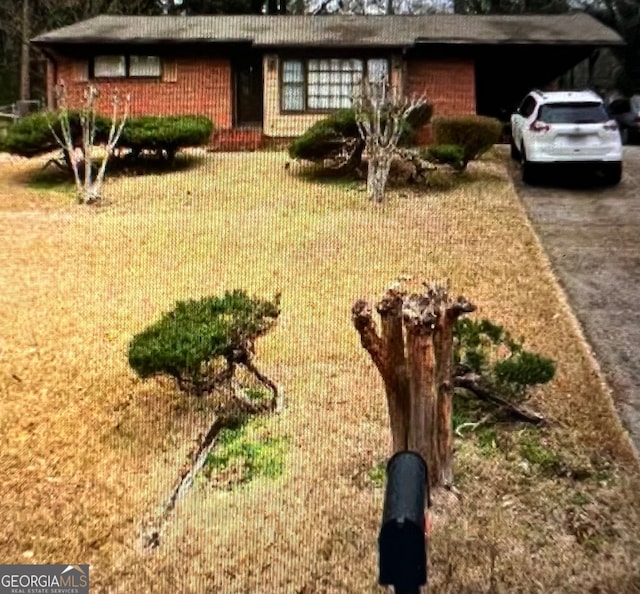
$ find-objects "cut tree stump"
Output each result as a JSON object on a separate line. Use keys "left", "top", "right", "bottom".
{"left": 353, "top": 281, "right": 475, "bottom": 490}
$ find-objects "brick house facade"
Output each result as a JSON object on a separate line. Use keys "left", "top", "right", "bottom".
{"left": 32, "top": 14, "right": 621, "bottom": 150}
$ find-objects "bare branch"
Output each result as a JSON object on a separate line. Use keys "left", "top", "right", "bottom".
{"left": 352, "top": 299, "right": 387, "bottom": 375}
{"left": 353, "top": 78, "right": 429, "bottom": 202}
{"left": 454, "top": 373, "right": 545, "bottom": 424}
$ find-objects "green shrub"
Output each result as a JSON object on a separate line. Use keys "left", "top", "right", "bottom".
{"left": 425, "top": 144, "right": 464, "bottom": 170}
{"left": 433, "top": 115, "right": 502, "bottom": 168}
{"left": 493, "top": 350, "right": 556, "bottom": 387}
{"left": 119, "top": 115, "right": 213, "bottom": 158}
{"left": 128, "top": 291, "right": 280, "bottom": 393}
{"left": 288, "top": 103, "right": 433, "bottom": 164}
{"left": 2, "top": 110, "right": 110, "bottom": 157}
{"left": 2, "top": 112, "right": 213, "bottom": 161}
{"left": 288, "top": 109, "right": 360, "bottom": 161}
{"left": 454, "top": 317, "right": 556, "bottom": 401}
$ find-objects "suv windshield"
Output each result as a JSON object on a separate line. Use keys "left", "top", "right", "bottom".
{"left": 538, "top": 102, "right": 609, "bottom": 124}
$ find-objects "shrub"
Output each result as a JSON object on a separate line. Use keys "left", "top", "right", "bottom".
{"left": 118, "top": 115, "right": 213, "bottom": 159}
{"left": 288, "top": 109, "right": 360, "bottom": 161}
{"left": 288, "top": 103, "right": 433, "bottom": 164}
{"left": 2, "top": 110, "right": 110, "bottom": 157}
{"left": 433, "top": 115, "right": 502, "bottom": 168}
{"left": 128, "top": 291, "right": 280, "bottom": 394}
{"left": 454, "top": 317, "right": 556, "bottom": 400}
{"left": 2, "top": 112, "right": 213, "bottom": 162}
{"left": 425, "top": 144, "right": 465, "bottom": 170}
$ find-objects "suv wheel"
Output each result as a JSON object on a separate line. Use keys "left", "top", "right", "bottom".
{"left": 603, "top": 162, "right": 622, "bottom": 186}
{"left": 521, "top": 147, "right": 537, "bottom": 185}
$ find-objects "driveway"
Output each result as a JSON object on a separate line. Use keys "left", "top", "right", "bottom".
{"left": 509, "top": 147, "right": 640, "bottom": 452}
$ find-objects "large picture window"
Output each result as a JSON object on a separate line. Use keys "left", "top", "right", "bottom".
{"left": 93, "top": 55, "right": 161, "bottom": 79}
{"left": 281, "top": 58, "right": 389, "bottom": 112}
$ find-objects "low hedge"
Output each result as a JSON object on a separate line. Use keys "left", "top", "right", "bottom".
{"left": 432, "top": 115, "right": 502, "bottom": 168}
{"left": 2, "top": 111, "right": 111, "bottom": 157}
{"left": 119, "top": 115, "right": 214, "bottom": 158}
{"left": 2, "top": 112, "right": 213, "bottom": 160}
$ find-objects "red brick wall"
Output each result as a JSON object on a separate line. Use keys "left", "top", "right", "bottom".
{"left": 55, "top": 57, "right": 233, "bottom": 131}
{"left": 406, "top": 58, "right": 476, "bottom": 144}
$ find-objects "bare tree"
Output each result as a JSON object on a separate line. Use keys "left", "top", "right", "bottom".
{"left": 49, "top": 84, "right": 129, "bottom": 204}
{"left": 353, "top": 79, "right": 428, "bottom": 203}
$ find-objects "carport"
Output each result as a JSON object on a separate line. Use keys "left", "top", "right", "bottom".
{"left": 418, "top": 13, "right": 624, "bottom": 120}
{"left": 403, "top": 13, "right": 622, "bottom": 121}
{"left": 475, "top": 45, "right": 622, "bottom": 120}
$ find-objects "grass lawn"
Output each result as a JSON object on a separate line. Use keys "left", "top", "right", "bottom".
{"left": 0, "top": 149, "right": 639, "bottom": 593}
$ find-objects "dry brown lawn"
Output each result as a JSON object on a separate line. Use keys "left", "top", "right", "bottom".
{"left": 1, "top": 149, "right": 639, "bottom": 594}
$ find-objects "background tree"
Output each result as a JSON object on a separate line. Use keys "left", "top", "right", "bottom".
{"left": 452, "top": 0, "right": 568, "bottom": 14}
{"left": 0, "top": 0, "right": 161, "bottom": 105}
{"left": 579, "top": 0, "right": 640, "bottom": 94}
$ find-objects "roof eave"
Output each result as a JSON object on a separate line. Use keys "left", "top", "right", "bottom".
{"left": 414, "top": 38, "right": 625, "bottom": 46}
{"left": 32, "top": 37, "right": 252, "bottom": 45}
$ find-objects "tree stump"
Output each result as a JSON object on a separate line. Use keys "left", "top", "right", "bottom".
{"left": 352, "top": 282, "right": 475, "bottom": 490}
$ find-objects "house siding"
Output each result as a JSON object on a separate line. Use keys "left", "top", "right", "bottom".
{"left": 55, "top": 57, "right": 233, "bottom": 132}
{"left": 406, "top": 57, "right": 476, "bottom": 143}
{"left": 51, "top": 54, "right": 476, "bottom": 148}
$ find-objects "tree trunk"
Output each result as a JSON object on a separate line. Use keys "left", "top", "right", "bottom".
{"left": 377, "top": 291, "right": 409, "bottom": 451}
{"left": 352, "top": 283, "right": 476, "bottom": 490}
{"left": 405, "top": 319, "right": 439, "bottom": 489}
{"left": 367, "top": 152, "right": 392, "bottom": 203}
{"left": 20, "top": 0, "right": 30, "bottom": 101}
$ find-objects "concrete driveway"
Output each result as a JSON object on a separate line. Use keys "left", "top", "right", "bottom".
{"left": 509, "top": 147, "right": 640, "bottom": 452}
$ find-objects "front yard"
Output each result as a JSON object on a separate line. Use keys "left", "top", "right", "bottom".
{"left": 0, "top": 150, "right": 639, "bottom": 593}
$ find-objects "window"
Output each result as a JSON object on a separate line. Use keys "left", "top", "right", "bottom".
{"left": 92, "top": 55, "right": 161, "bottom": 79}
{"left": 282, "top": 60, "right": 305, "bottom": 111}
{"left": 94, "top": 55, "right": 126, "bottom": 78}
{"left": 518, "top": 96, "right": 537, "bottom": 118}
{"left": 129, "top": 56, "right": 162, "bottom": 77}
{"left": 538, "top": 102, "right": 609, "bottom": 124}
{"left": 281, "top": 58, "right": 389, "bottom": 112}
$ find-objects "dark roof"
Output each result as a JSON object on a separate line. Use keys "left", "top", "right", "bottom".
{"left": 31, "top": 13, "right": 622, "bottom": 48}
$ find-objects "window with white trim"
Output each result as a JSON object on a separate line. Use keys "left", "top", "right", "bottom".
{"left": 281, "top": 58, "right": 389, "bottom": 112}
{"left": 282, "top": 60, "right": 305, "bottom": 111}
{"left": 92, "top": 55, "right": 162, "bottom": 79}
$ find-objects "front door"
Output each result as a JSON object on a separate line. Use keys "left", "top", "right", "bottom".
{"left": 235, "top": 56, "right": 263, "bottom": 127}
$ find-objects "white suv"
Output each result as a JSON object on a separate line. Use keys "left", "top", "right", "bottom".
{"left": 511, "top": 90, "right": 623, "bottom": 185}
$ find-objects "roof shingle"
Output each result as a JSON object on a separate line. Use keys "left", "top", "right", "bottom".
{"left": 31, "top": 13, "right": 622, "bottom": 48}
